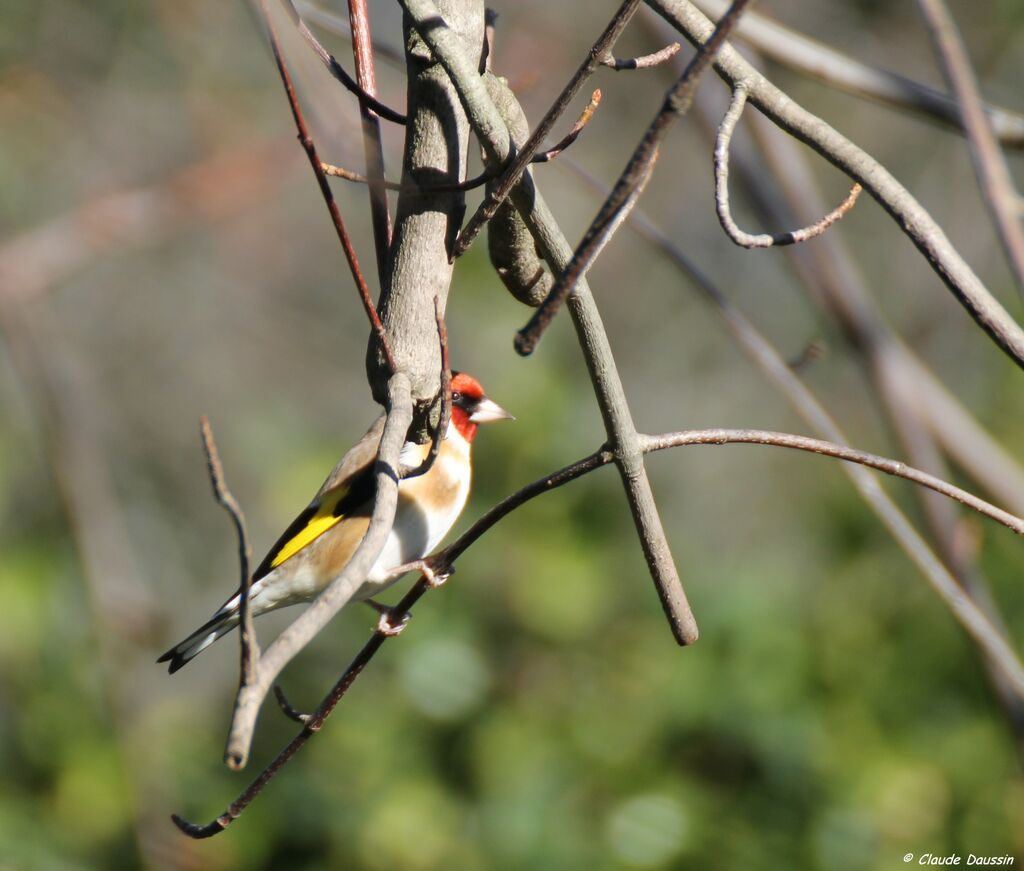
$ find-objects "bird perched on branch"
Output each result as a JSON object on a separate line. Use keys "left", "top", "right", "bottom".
{"left": 158, "top": 373, "right": 512, "bottom": 673}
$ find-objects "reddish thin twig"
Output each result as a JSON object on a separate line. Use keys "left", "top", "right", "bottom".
{"left": 714, "top": 86, "right": 862, "bottom": 248}
{"left": 402, "top": 297, "right": 451, "bottom": 480}
{"left": 514, "top": 0, "right": 755, "bottom": 356}
{"left": 600, "top": 42, "right": 681, "bottom": 70}
{"left": 281, "top": 0, "right": 406, "bottom": 124}
{"left": 199, "top": 417, "right": 257, "bottom": 686}
{"left": 532, "top": 90, "right": 602, "bottom": 163}
{"left": 347, "top": 0, "right": 393, "bottom": 284}
{"left": 259, "top": 0, "right": 395, "bottom": 373}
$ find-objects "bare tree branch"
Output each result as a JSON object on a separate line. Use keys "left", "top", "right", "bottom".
{"left": 280, "top": 0, "right": 407, "bottom": 123}
{"left": 295, "top": 0, "right": 406, "bottom": 65}
{"left": 346, "top": 0, "right": 393, "bottom": 285}
{"left": 260, "top": 0, "right": 396, "bottom": 374}
{"left": 532, "top": 89, "right": 603, "bottom": 162}
{"left": 199, "top": 418, "right": 258, "bottom": 686}
{"left": 600, "top": 42, "right": 681, "bottom": 70}
{"left": 916, "top": 0, "right": 1024, "bottom": 294}
{"left": 514, "top": 0, "right": 755, "bottom": 357}
{"left": 647, "top": 0, "right": 1024, "bottom": 371}
{"left": 685, "top": 0, "right": 1024, "bottom": 148}
{"left": 714, "top": 85, "right": 861, "bottom": 248}
{"left": 365, "top": 0, "right": 483, "bottom": 424}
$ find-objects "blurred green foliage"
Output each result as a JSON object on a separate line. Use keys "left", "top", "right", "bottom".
{"left": 2, "top": 0, "right": 1023, "bottom": 869}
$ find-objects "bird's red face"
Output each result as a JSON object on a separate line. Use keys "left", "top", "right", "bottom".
{"left": 449, "top": 372, "right": 513, "bottom": 442}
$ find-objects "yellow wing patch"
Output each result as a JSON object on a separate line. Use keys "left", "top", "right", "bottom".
{"left": 269, "top": 487, "right": 348, "bottom": 570}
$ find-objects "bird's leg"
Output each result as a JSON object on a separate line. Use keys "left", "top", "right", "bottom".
{"left": 405, "top": 559, "right": 454, "bottom": 588}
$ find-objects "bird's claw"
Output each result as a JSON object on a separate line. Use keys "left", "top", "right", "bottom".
{"left": 376, "top": 609, "right": 409, "bottom": 637}
{"left": 420, "top": 562, "right": 452, "bottom": 588}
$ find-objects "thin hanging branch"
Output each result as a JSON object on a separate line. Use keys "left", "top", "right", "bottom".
{"left": 259, "top": 0, "right": 396, "bottom": 374}
{"left": 514, "top": 0, "right": 755, "bottom": 357}
{"left": 280, "top": 0, "right": 407, "bottom": 124}
{"left": 171, "top": 422, "right": 1024, "bottom": 838}
{"left": 199, "top": 417, "right": 258, "bottom": 686}
{"left": 714, "top": 86, "right": 862, "bottom": 248}
{"left": 916, "top": 0, "right": 1024, "bottom": 294}
{"left": 452, "top": 0, "right": 645, "bottom": 258}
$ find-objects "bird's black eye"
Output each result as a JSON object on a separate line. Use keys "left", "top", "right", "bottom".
{"left": 451, "top": 391, "right": 463, "bottom": 405}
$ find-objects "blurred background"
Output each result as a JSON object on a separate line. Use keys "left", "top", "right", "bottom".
{"left": 1, "top": 1, "right": 1023, "bottom": 868}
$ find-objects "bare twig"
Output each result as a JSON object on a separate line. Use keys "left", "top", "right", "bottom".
{"left": 272, "top": 685, "right": 311, "bottom": 724}
{"left": 172, "top": 419, "right": 1024, "bottom": 838}
{"left": 453, "top": 0, "right": 645, "bottom": 258}
{"left": 259, "top": 0, "right": 396, "bottom": 374}
{"left": 532, "top": 89, "right": 603, "bottom": 162}
{"left": 347, "top": 0, "right": 393, "bottom": 284}
{"left": 917, "top": 0, "right": 1024, "bottom": 294}
{"left": 685, "top": 0, "right": 1024, "bottom": 148}
{"left": 294, "top": 0, "right": 406, "bottom": 65}
{"left": 401, "top": 0, "right": 700, "bottom": 646}
{"left": 401, "top": 297, "right": 451, "bottom": 480}
{"left": 514, "top": 0, "right": 755, "bottom": 357}
{"left": 199, "top": 417, "right": 258, "bottom": 686}
{"left": 640, "top": 429, "right": 1024, "bottom": 536}
{"left": 221, "top": 373, "right": 412, "bottom": 770}
{"left": 714, "top": 86, "right": 861, "bottom": 248}
{"left": 280, "top": 0, "right": 407, "bottom": 124}
{"left": 600, "top": 42, "right": 681, "bottom": 70}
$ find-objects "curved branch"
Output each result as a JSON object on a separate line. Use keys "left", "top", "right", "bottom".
{"left": 532, "top": 89, "right": 603, "bottom": 163}
{"left": 714, "top": 86, "right": 861, "bottom": 248}
{"left": 280, "top": 0, "right": 407, "bottom": 124}
{"left": 647, "top": 0, "right": 1024, "bottom": 371}
{"left": 199, "top": 417, "right": 258, "bottom": 686}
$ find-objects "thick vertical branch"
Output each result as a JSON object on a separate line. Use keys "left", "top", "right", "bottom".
{"left": 367, "top": 0, "right": 484, "bottom": 435}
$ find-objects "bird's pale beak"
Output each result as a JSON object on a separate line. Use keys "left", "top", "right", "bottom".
{"left": 470, "top": 397, "right": 515, "bottom": 423}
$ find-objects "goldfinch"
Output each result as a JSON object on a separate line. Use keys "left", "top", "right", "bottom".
{"left": 158, "top": 373, "right": 512, "bottom": 673}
